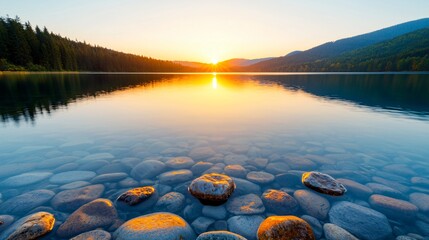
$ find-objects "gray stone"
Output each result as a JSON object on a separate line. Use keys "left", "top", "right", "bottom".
{"left": 197, "top": 231, "right": 248, "bottom": 240}
{"left": 410, "top": 192, "right": 429, "bottom": 213}
{"left": 0, "top": 171, "right": 53, "bottom": 187}
{"left": 191, "top": 162, "right": 214, "bottom": 175}
{"left": 113, "top": 212, "right": 196, "bottom": 240}
{"left": 369, "top": 194, "right": 418, "bottom": 220}
{"left": 154, "top": 192, "right": 185, "bottom": 213}
{"left": 366, "top": 183, "right": 406, "bottom": 199}
{"left": 192, "top": 217, "right": 216, "bottom": 234}
{"left": 294, "top": 189, "right": 330, "bottom": 219}
{"left": 302, "top": 171, "right": 346, "bottom": 196}
{"left": 301, "top": 215, "right": 322, "bottom": 239}
{"left": 0, "top": 212, "right": 55, "bottom": 240}
{"left": 329, "top": 201, "right": 392, "bottom": 240}
{"left": 189, "top": 173, "right": 236, "bottom": 205}
{"left": 70, "top": 229, "right": 111, "bottom": 240}
{"left": 265, "top": 162, "right": 290, "bottom": 174}
{"left": 91, "top": 172, "right": 128, "bottom": 183}
{"left": 324, "top": 223, "right": 358, "bottom": 240}
{"left": 224, "top": 165, "right": 247, "bottom": 178}
{"left": 246, "top": 171, "right": 274, "bottom": 184}
{"left": 159, "top": 170, "right": 193, "bottom": 185}
{"left": 189, "top": 147, "right": 216, "bottom": 160}
{"left": 337, "top": 178, "right": 373, "bottom": 198}
{"left": 166, "top": 157, "right": 195, "bottom": 169}
{"left": 261, "top": 189, "right": 299, "bottom": 215}
{"left": 224, "top": 154, "right": 248, "bottom": 165}
{"left": 51, "top": 184, "right": 105, "bottom": 212}
{"left": 57, "top": 199, "right": 117, "bottom": 238}
{"left": 231, "top": 178, "right": 261, "bottom": 196}
{"left": 130, "top": 160, "right": 166, "bottom": 180}
{"left": 0, "top": 215, "right": 15, "bottom": 232}
{"left": 49, "top": 171, "right": 96, "bottom": 184}
{"left": 0, "top": 189, "right": 55, "bottom": 214}
{"left": 115, "top": 186, "right": 159, "bottom": 211}
{"left": 81, "top": 153, "right": 114, "bottom": 161}
{"left": 227, "top": 215, "right": 264, "bottom": 240}
{"left": 226, "top": 194, "right": 265, "bottom": 215}
{"left": 59, "top": 181, "right": 91, "bottom": 190}
{"left": 202, "top": 205, "right": 227, "bottom": 220}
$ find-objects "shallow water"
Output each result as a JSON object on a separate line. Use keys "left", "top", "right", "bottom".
{"left": 0, "top": 73, "right": 429, "bottom": 239}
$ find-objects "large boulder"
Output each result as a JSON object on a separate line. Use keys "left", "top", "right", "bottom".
{"left": 56, "top": 199, "right": 118, "bottom": 238}
{"left": 329, "top": 201, "right": 392, "bottom": 240}
{"left": 0, "top": 212, "right": 55, "bottom": 240}
{"left": 113, "top": 212, "right": 195, "bottom": 240}
{"left": 189, "top": 173, "right": 235, "bottom": 205}
{"left": 257, "top": 216, "right": 315, "bottom": 240}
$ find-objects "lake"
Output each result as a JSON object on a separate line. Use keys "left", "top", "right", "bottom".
{"left": 0, "top": 73, "right": 429, "bottom": 239}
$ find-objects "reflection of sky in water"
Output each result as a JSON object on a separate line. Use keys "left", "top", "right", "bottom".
{"left": 0, "top": 73, "right": 429, "bottom": 238}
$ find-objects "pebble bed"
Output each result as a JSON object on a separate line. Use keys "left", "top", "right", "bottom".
{"left": 0, "top": 133, "right": 428, "bottom": 240}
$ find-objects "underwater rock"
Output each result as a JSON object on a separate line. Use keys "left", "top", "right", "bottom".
{"left": 409, "top": 192, "right": 429, "bottom": 213}
{"left": 116, "top": 186, "right": 157, "bottom": 207}
{"left": 0, "top": 171, "right": 53, "bottom": 188}
{"left": 302, "top": 171, "right": 346, "bottom": 196}
{"left": 257, "top": 216, "right": 315, "bottom": 240}
{"left": 228, "top": 215, "right": 264, "bottom": 240}
{"left": 329, "top": 201, "right": 392, "bottom": 240}
{"left": 224, "top": 165, "right": 247, "bottom": 178}
{"left": 226, "top": 194, "right": 265, "bottom": 215}
{"left": 154, "top": 192, "right": 185, "bottom": 213}
{"left": 294, "top": 190, "right": 330, "bottom": 219}
{"left": 369, "top": 194, "right": 418, "bottom": 220}
{"left": 91, "top": 172, "right": 128, "bottom": 183}
{"left": 166, "top": 157, "right": 195, "bottom": 169}
{"left": 0, "top": 189, "right": 55, "bottom": 215}
{"left": 51, "top": 184, "right": 105, "bottom": 212}
{"left": 70, "top": 229, "right": 111, "bottom": 240}
{"left": 113, "top": 212, "right": 195, "bottom": 240}
{"left": 323, "top": 223, "right": 358, "bottom": 240}
{"left": 197, "top": 231, "right": 248, "bottom": 240}
{"left": 159, "top": 170, "right": 193, "bottom": 185}
{"left": 246, "top": 171, "right": 275, "bottom": 184}
{"left": 202, "top": 205, "right": 227, "bottom": 220}
{"left": 189, "top": 147, "right": 216, "bottom": 160}
{"left": 130, "top": 160, "right": 165, "bottom": 180}
{"left": 191, "top": 217, "right": 216, "bottom": 234}
{"left": 0, "top": 212, "right": 55, "bottom": 240}
{"left": 189, "top": 173, "right": 235, "bottom": 205}
{"left": 49, "top": 171, "right": 96, "bottom": 184}
{"left": 57, "top": 198, "right": 117, "bottom": 238}
{"left": 261, "top": 189, "right": 299, "bottom": 215}
{"left": 337, "top": 178, "right": 372, "bottom": 198}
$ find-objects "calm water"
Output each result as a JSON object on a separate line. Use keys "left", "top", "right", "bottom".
{"left": 0, "top": 73, "right": 429, "bottom": 239}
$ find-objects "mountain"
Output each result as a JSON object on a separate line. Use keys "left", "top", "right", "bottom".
{"left": 219, "top": 57, "right": 274, "bottom": 67}
{"left": 287, "top": 28, "right": 429, "bottom": 72}
{"left": 249, "top": 18, "right": 429, "bottom": 71}
{"left": 0, "top": 17, "right": 192, "bottom": 72}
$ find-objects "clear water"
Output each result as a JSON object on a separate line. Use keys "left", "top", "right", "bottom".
{"left": 0, "top": 73, "right": 428, "bottom": 239}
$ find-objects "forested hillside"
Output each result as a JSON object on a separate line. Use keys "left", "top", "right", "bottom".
{"left": 0, "top": 17, "right": 190, "bottom": 72}
{"left": 259, "top": 28, "right": 429, "bottom": 72}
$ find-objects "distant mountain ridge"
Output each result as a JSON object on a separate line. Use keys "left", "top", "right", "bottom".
{"left": 250, "top": 18, "right": 429, "bottom": 71}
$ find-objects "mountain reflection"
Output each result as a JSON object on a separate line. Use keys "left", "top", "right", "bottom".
{"left": 1, "top": 73, "right": 428, "bottom": 123}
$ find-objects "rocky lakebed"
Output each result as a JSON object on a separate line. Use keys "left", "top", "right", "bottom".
{"left": 0, "top": 136, "right": 428, "bottom": 240}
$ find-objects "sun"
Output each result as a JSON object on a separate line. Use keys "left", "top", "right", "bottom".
{"left": 211, "top": 58, "right": 218, "bottom": 65}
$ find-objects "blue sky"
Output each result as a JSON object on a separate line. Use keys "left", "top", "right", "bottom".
{"left": 1, "top": 0, "right": 428, "bottom": 62}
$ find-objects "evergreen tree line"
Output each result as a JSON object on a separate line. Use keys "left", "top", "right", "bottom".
{"left": 0, "top": 16, "right": 191, "bottom": 72}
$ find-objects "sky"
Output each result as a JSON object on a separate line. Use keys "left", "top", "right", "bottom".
{"left": 1, "top": 0, "right": 428, "bottom": 63}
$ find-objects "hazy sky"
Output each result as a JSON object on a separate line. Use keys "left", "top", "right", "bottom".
{"left": 1, "top": 0, "right": 428, "bottom": 62}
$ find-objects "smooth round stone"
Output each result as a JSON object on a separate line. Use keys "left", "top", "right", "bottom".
{"left": 192, "top": 217, "right": 216, "bottom": 234}
{"left": 0, "top": 212, "right": 55, "bottom": 240}
{"left": 261, "top": 189, "right": 299, "bottom": 214}
{"left": 294, "top": 190, "right": 330, "bottom": 219}
{"left": 411, "top": 177, "right": 429, "bottom": 188}
{"left": 57, "top": 199, "right": 118, "bottom": 238}
{"left": 202, "top": 205, "right": 227, "bottom": 220}
{"left": 51, "top": 184, "right": 105, "bottom": 212}
{"left": 189, "top": 147, "right": 216, "bottom": 160}
{"left": 324, "top": 223, "right": 358, "bottom": 240}
{"left": 228, "top": 215, "right": 264, "bottom": 240}
{"left": 70, "top": 229, "right": 112, "bottom": 240}
{"left": 337, "top": 178, "right": 373, "bottom": 198}
{"left": 113, "top": 212, "right": 196, "bottom": 240}
{"left": 49, "top": 171, "right": 96, "bottom": 184}
{"left": 91, "top": 172, "right": 128, "bottom": 183}
{"left": 224, "top": 165, "right": 247, "bottom": 178}
{"left": 159, "top": 170, "right": 193, "bottom": 185}
{"left": 118, "top": 177, "right": 139, "bottom": 188}
{"left": 257, "top": 216, "right": 315, "bottom": 240}
{"left": 0, "top": 171, "right": 53, "bottom": 187}
{"left": 246, "top": 171, "right": 274, "bottom": 184}
{"left": 130, "top": 160, "right": 166, "bottom": 180}
{"left": 286, "top": 156, "right": 317, "bottom": 170}
{"left": 154, "top": 192, "right": 185, "bottom": 213}
{"left": 366, "top": 183, "right": 406, "bottom": 199}
{"left": 60, "top": 181, "right": 91, "bottom": 190}
{"left": 78, "top": 160, "right": 109, "bottom": 171}
{"left": 116, "top": 186, "right": 157, "bottom": 208}
{"left": 166, "top": 157, "right": 195, "bottom": 169}
{"left": 0, "top": 215, "right": 15, "bottom": 232}
{"left": 189, "top": 173, "right": 236, "bottom": 205}
{"left": 232, "top": 177, "right": 260, "bottom": 196}
{"left": 369, "top": 194, "right": 418, "bottom": 220}
{"left": 302, "top": 171, "right": 346, "bottom": 196}
{"left": 329, "top": 201, "right": 392, "bottom": 240}
{"left": 224, "top": 154, "right": 248, "bottom": 165}
{"left": 197, "top": 231, "right": 248, "bottom": 240}
{"left": 275, "top": 171, "right": 303, "bottom": 187}
{"left": 372, "top": 177, "right": 410, "bottom": 194}
{"left": 81, "top": 153, "right": 114, "bottom": 161}
{"left": 409, "top": 192, "right": 429, "bottom": 212}
{"left": 184, "top": 202, "right": 204, "bottom": 221}
{"left": 226, "top": 194, "right": 265, "bottom": 215}
{"left": 0, "top": 189, "right": 55, "bottom": 214}
{"left": 191, "top": 162, "right": 214, "bottom": 175}
{"left": 265, "top": 162, "right": 290, "bottom": 174}
{"left": 301, "top": 215, "right": 322, "bottom": 239}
